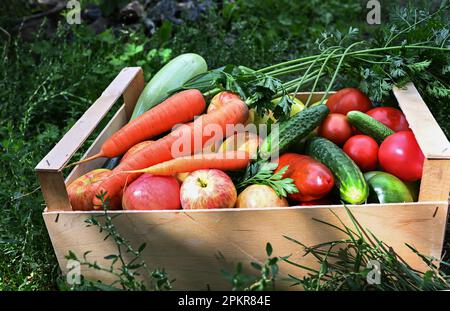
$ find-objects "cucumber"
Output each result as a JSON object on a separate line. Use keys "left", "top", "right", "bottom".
{"left": 102, "top": 156, "right": 122, "bottom": 169}
{"left": 347, "top": 111, "right": 394, "bottom": 143}
{"left": 258, "top": 105, "right": 329, "bottom": 159}
{"left": 306, "top": 137, "right": 368, "bottom": 204}
{"left": 131, "top": 53, "right": 207, "bottom": 120}
{"left": 364, "top": 171, "right": 413, "bottom": 203}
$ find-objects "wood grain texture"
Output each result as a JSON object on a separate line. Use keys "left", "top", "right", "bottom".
{"left": 37, "top": 171, "right": 71, "bottom": 211}
{"left": 393, "top": 83, "right": 450, "bottom": 159}
{"left": 44, "top": 202, "right": 448, "bottom": 290}
{"left": 419, "top": 159, "right": 450, "bottom": 202}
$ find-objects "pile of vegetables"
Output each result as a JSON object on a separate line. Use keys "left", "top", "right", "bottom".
{"left": 65, "top": 51, "right": 428, "bottom": 211}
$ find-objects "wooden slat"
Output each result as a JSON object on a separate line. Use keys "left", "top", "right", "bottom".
{"left": 37, "top": 171, "right": 71, "bottom": 211}
{"left": 123, "top": 69, "right": 145, "bottom": 119}
{"left": 35, "top": 67, "right": 143, "bottom": 172}
{"left": 393, "top": 83, "right": 450, "bottom": 159}
{"left": 35, "top": 67, "right": 144, "bottom": 211}
{"left": 295, "top": 91, "right": 333, "bottom": 103}
{"left": 419, "top": 159, "right": 450, "bottom": 202}
{"left": 65, "top": 105, "right": 128, "bottom": 184}
{"left": 44, "top": 202, "right": 448, "bottom": 290}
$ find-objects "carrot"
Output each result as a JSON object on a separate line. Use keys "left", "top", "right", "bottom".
{"left": 123, "top": 151, "right": 251, "bottom": 175}
{"left": 120, "top": 140, "right": 154, "bottom": 163}
{"left": 92, "top": 99, "right": 249, "bottom": 206}
{"left": 68, "top": 89, "right": 206, "bottom": 167}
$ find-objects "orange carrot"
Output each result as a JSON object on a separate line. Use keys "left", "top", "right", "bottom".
{"left": 92, "top": 99, "right": 249, "bottom": 206}
{"left": 120, "top": 140, "right": 154, "bottom": 163}
{"left": 68, "top": 89, "right": 206, "bottom": 167}
{"left": 124, "top": 151, "right": 251, "bottom": 175}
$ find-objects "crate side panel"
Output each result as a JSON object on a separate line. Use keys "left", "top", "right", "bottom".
{"left": 44, "top": 202, "right": 447, "bottom": 290}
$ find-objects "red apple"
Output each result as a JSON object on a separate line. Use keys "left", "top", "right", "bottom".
{"left": 67, "top": 169, "right": 120, "bottom": 211}
{"left": 236, "top": 185, "right": 288, "bottom": 208}
{"left": 207, "top": 91, "right": 241, "bottom": 113}
{"left": 180, "top": 169, "right": 237, "bottom": 209}
{"left": 122, "top": 174, "right": 181, "bottom": 210}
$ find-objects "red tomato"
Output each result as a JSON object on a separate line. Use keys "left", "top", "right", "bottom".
{"left": 326, "top": 88, "right": 373, "bottom": 114}
{"left": 366, "top": 107, "right": 409, "bottom": 132}
{"left": 378, "top": 131, "right": 424, "bottom": 182}
{"left": 273, "top": 152, "right": 300, "bottom": 176}
{"left": 275, "top": 153, "right": 334, "bottom": 202}
{"left": 343, "top": 135, "right": 379, "bottom": 172}
{"left": 318, "top": 113, "right": 353, "bottom": 145}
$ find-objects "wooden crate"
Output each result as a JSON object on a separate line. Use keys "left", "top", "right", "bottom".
{"left": 35, "top": 67, "right": 450, "bottom": 290}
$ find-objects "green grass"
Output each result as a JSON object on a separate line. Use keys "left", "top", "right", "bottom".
{"left": 0, "top": 0, "right": 448, "bottom": 290}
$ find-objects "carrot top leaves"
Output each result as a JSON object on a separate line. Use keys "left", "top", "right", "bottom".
{"left": 178, "top": 64, "right": 296, "bottom": 122}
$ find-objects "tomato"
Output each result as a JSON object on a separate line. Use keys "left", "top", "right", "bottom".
{"left": 326, "top": 88, "right": 373, "bottom": 114}
{"left": 343, "top": 135, "right": 379, "bottom": 172}
{"left": 318, "top": 113, "right": 353, "bottom": 145}
{"left": 273, "top": 152, "right": 300, "bottom": 176}
{"left": 378, "top": 131, "right": 424, "bottom": 182}
{"left": 366, "top": 107, "right": 409, "bottom": 132}
{"left": 275, "top": 153, "right": 334, "bottom": 202}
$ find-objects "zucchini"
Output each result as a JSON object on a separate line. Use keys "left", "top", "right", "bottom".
{"left": 364, "top": 171, "right": 413, "bottom": 203}
{"left": 131, "top": 53, "right": 207, "bottom": 120}
{"left": 258, "top": 105, "right": 329, "bottom": 159}
{"left": 347, "top": 111, "right": 394, "bottom": 143}
{"left": 306, "top": 137, "right": 368, "bottom": 204}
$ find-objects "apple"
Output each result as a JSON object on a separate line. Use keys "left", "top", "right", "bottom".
{"left": 180, "top": 169, "right": 237, "bottom": 209}
{"left": 121, "top": 140, "right": 153, "bottom": 162}
{"left": 207, "top": 91, "right": 241, "bottom": 114}
{"left": 250, "top": 96, "right": 305, "bottom": 128}
{"left": 122, "top": 174, "right": 181, "bottom": 210}
{"left": 236, "top": 185, "right": 288, "bottom": 208}
{"left": 217, "top": 132, "right": 262, "bottom": 159}
{"left": 67, "top": 169, "right": 120, "bottom": 211}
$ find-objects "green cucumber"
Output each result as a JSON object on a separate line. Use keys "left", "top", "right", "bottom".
{"left": 258, "top": 105, "right": 329, "bottom": 159}
{"left": 364, "top": 171, "right": 413, "bottom": 203}
{"left": 306, "top": 137, "right": 368, "bottom": 204}
{"left": 131, "top": 53, "right": 207, "bottom": 120}
{"left": 347, "top": 111, "right": 394, "bottom": 143}
{"left": 102, "top": 156, "right": 122, "bottom": 169}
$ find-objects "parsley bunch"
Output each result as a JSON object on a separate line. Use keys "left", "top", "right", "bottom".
{"left": 237, "top": 161, "right": 298, "bottom": 197}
